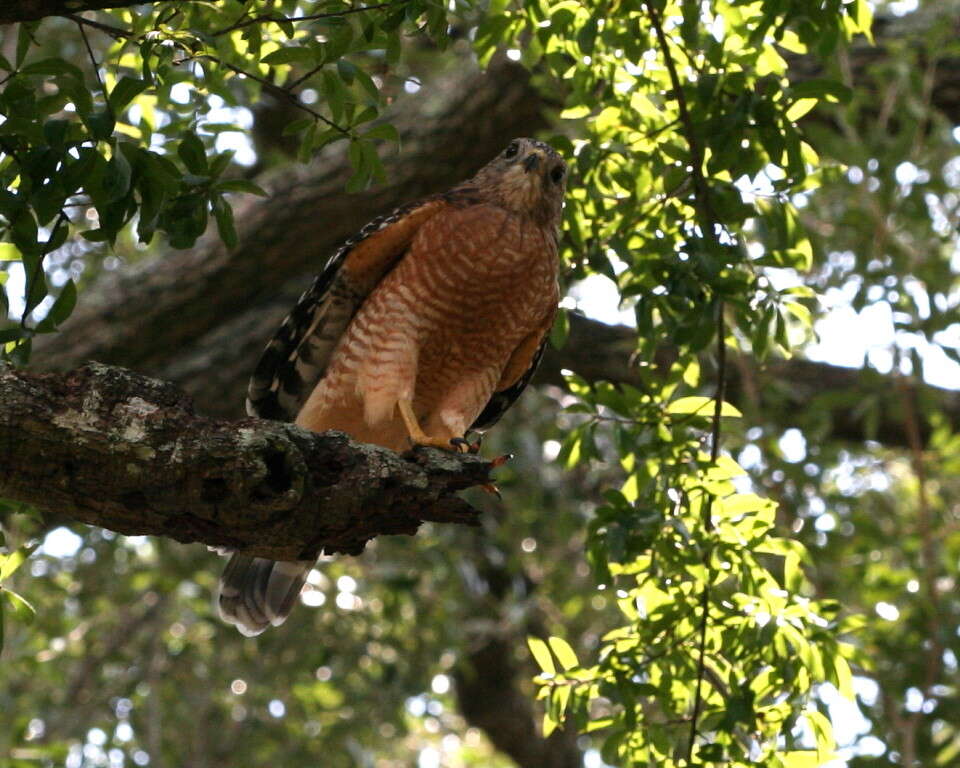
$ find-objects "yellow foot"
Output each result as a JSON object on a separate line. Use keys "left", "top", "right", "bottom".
{"left": 398, "top": 399, "right": 466, "bottom": 452}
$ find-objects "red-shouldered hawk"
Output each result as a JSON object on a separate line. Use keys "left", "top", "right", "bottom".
{"left": 219, "top": 138, "right": 566, "bottom": 635}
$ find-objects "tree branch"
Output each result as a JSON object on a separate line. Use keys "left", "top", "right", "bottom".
{"left": 0, "top": 362, "right": 492, "bottom": 560}
{"left": 0, "top": 0, "right": 184, "bottom": 24}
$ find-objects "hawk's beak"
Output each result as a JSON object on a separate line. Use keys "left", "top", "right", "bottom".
{"left": 523, "top": 152, "right": 541, "bottom": 173}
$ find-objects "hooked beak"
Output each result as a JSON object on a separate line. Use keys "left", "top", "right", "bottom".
{"left": 523, "top": 152, "right": 541, "bottom": 173}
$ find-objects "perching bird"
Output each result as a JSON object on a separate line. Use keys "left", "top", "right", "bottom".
{"left": 219, "top": 138, "right": 567, "bottom": 636}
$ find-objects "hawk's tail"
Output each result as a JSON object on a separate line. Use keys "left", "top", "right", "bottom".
{"left": 218, "top": 555, "right": 314, "bottom": 636}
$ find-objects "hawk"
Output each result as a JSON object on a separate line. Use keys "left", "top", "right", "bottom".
{"left": 219, "top": 138, "right": 567, "bottom": 636}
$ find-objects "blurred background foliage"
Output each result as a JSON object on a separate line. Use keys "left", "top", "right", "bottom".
{"left": 2, "top": 0, "right": 960, "bottom": 766}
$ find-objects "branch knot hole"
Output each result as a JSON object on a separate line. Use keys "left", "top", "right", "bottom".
{"left": 252, "top": 443, "right": 303, "bottom": 507}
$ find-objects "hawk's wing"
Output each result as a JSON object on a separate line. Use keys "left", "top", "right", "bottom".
{"left": 246, "top": 196, "right": 453, "bottom": 421}
{"left": 470, "top": 331, "right": 550, "bottom": 432}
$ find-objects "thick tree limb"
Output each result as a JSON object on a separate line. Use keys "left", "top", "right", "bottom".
{"left": 0, "top": 362, "right": 492, "bottom": 560}
{"left": 537, "top": 315, "right": 960, "bottom": 448}
{"left": 0, "top": 0, "right": 182, "bottom": 24}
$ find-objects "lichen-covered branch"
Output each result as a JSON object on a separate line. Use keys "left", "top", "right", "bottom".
{"left": 0, "top": 362, "right": 492, "bottom": 560}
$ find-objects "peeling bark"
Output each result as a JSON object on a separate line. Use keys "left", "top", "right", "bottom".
{"left": 0, "top": 362, "right": 492, "bottom": 561}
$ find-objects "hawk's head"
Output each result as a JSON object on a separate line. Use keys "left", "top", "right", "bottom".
{"left": 472, "top": 138, "right": 566, "bottom": 228}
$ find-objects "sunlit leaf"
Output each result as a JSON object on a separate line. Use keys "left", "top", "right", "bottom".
{"left": 528, "top": 636, "right": 556, "bottom": 675}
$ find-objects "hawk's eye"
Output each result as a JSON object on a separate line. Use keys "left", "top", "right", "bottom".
{"left": 504, "top": 142, "right": 520, "bottom": 159}
{"left": 550, "top": 165, "right": 566, "bottom": 185}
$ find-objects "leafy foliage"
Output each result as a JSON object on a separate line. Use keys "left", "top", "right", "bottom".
{"left": 0, "top": 0, "right": 453, "bottom": 360}
{"left": 473, "top": 0, "right": 872, "bottom": 763}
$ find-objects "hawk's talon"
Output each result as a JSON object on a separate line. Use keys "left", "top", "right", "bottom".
{"left": 450, "top": 435, "right": 483, "bottom": 454}
{"left": 490, "top": 453, "right": 513, "bottom": 468}
{"left": 408, "top": 435, "right": 462, "bottom": 451}
{"left": 399, "top": 399, "right": 470, "bottom": 452}
{"left": 481, "top": 483, "right": 502, "bottom": 499}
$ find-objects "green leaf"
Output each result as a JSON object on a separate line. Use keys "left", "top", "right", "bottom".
{"left": 781, "top": 751, "right": 836, "bottom": 768}
{"left": 41, "top": 279, "right": 77, "bottom": 329}
{"left": 209, "top": 150, "right": 235, "bottom": 180}
{"left": 212, "top": 195, "right": 238, "bottom": 250}
{"left": 282, "top": 117, "right": 314, "bottom": 136}
{"left": 262, "top": 47, "right": 315, "bottom": 66}
{"left": 103, "top": 144, "right": 133, "bottom": 202}
{"left": 298, "top": 123, "right": 318, "bottom": 164}
{"left": 353, "top": 67, "right": 381, "bottom": 103}
{"left": 16, "top": 23, "right": 36, "bottom": 68}
{"left": 527, "top": 636, "right": 556, "bottom": 675}
{"left": 853, "top": 0, "right": 874, "bottom": 42}
{"left": 362, "top": 123, "right": 399, "bottom": 144}
{"left": 805, "top": 709, "right": 835, "bottom": 761}
{"left": 547, "top": 636, "right": 579, "bottom": 671}
{"left": 833, "top": 654, "right": 854, "bottom": 700}
{"left": 108, "top": 76, "right": 148, "bottom": 112}
{"left": 84, "top": 110, "right": 116, "bottom": 141}
{"left": 0, "top": 546, "right": 31, "bottom": 581}
{"left": 666, "top": 396, "right": 742, "bottom": 418}
{"left": 10, "top": 207, "right": 38, "bottom": 256}
{"left": 3, "top": 587, "right": 36, "bottom": 624}
{"left": 577, "top": 16, "right": 598, "bottom": 56}
{"left": 786, "top": 98, "right": 819, "bottom": 122}
{"left": 80, "top": 228, "right": 112, "bottom": 243}
{"left": 21, "top": 57, "right": 83, "bottom": 80}
{"left": 560, "top": 105, "right": 591, "bottom": 120}
{"left": 42, "top": 118, "right": 70, "bottom": 147}
{"left": 542, "top": 711, "right": 558, "bottom": 738}
{"left": 790, "top": 79, "right": 852, "bottom": 104}
{"left": 0, "top": 243, "right": 22, "bottom": 261}
{"left": 321, "top": 70, "right": 347, "bottom": 125}
{"left": 216, "top": 179, "right": 268, "bottom": 197}
{"left": 337, "top": 58, "right": 357, "bottom": 84}
{"left": 178, "top": 131, "right": 208, "bottom": 175}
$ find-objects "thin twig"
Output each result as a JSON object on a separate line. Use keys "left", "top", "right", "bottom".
{"left": 64, "top": 13, "right": 133, "bottom": 40}
{"left": 286, "top": 63, "right": 325, "bottom": 92}
{"left": 645, "top": 3, "right": 727, "bottom": 761}
{"left": 179, "top": 54, "right": 349, "bottom": 135}
{"left": 212, "top": 0, "right": 406, "bottom": 37}
{"left": 75, "top": 15, "right": 116, "bottom": 123}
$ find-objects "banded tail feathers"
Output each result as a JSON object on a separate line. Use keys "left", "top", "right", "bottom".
{"left": 218, "top": 555, "right": 314, "bottom": 636}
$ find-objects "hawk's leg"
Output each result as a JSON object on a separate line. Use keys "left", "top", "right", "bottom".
{"left": 398, "top": 399, "right": 470, "bottom": 453}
